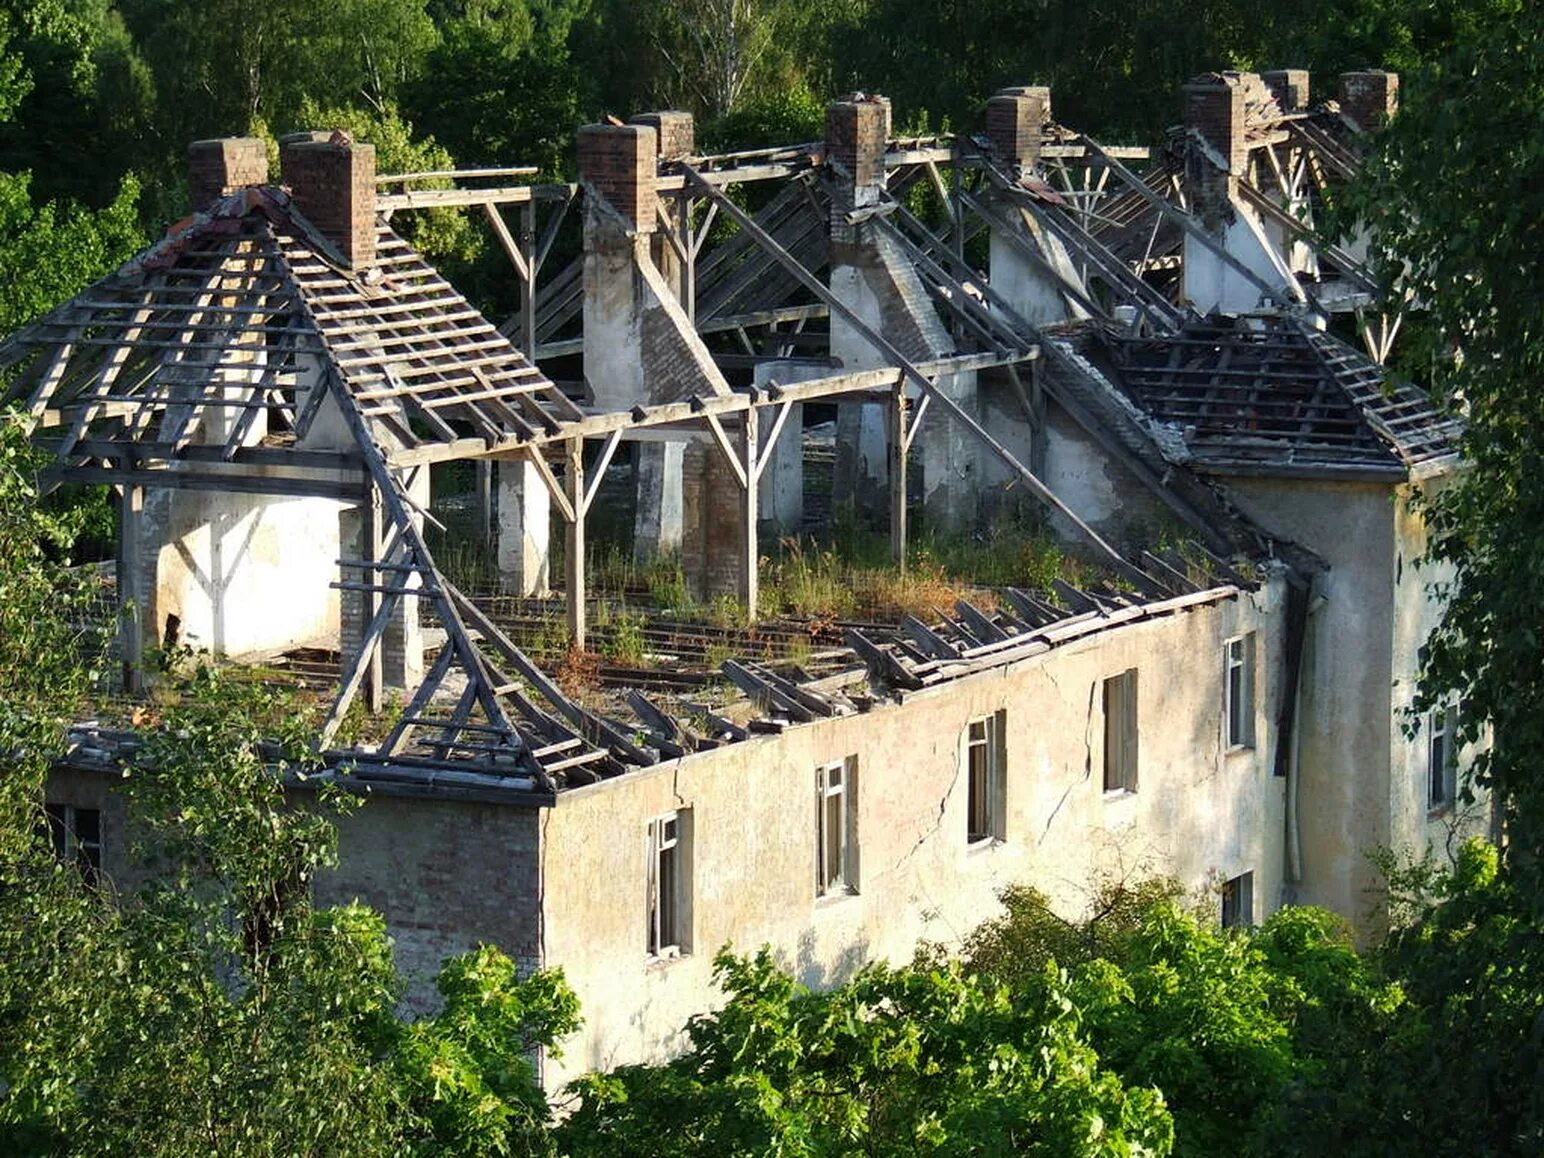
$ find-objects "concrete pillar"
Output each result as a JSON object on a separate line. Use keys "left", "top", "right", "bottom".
{"left": 752, "top": 361, "right": 819, "bottom": 537}
{"left": 578, "top": 122, "right": 688, "bottom": 565}
{"left": 634, "top": 440, "right": 685, "bottom": 560}
{"left": 495, "top": 458, "right": 550, "bottom": 596}
{"left": 1338, "top": 71, "right": 1398, "bottom": 132}
{"left": 826, "top": 96, "right": 893, "bottom": 524}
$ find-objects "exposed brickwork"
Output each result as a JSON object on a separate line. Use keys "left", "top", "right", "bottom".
{"left": 578, "top": 124, "right": 657, "bottom": 232}
{"left": 188, "top": 138, "right": 269, "bottom": 212}
{"left": 631, "top": 110, "right": 695, "bottom": 161}
{"left": 1339, "top": 70, "right": 1399, "bottom": 131}
{"left": 1261, "top": 69, "right": 1310, "bottom": 113}
{"left": 985, "top": 86, "right": 1050, "bottom": 169}
{"left": 678, "top": 440, "right": 746, "bottom": 601}
{"left": 824, "top": 96, "right": 889, "bottom": 187}
{"left": 1182, "top": 73, "right": 1249, "bottom": 174}
{"left": 280, "top": 133, "right": 377, "bottom": 268}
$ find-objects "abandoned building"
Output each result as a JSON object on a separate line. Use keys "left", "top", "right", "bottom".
{"left": 9, "top": 66, "right": 1485, "bottom": 1088}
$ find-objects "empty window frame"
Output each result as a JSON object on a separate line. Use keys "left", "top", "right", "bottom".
{"left": 1103, "top": 669, "right": 1140, "bottom": 793}
{"left": 647, "top": 811, "right": 689, "bottom": 957}
{"left": 1428, "top": 706, "right": 1457, "bottom": 810}
{"left": 966, "top": 711, "right": 1007, "bottom": 845}
{"left": 44, "top": 804, "right": 101, "bottom": 885}
{"left": 816, "top": 758, "right": 856, "bottom": 897}
{"left": 1224, "top": 633, "right": 1256, "bottom": 749}
{"left": 1221, "top": 871, "right": 1254, "bottom": 929}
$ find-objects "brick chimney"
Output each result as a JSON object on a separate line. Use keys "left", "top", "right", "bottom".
{"left": 1339, "top": 71, "right": 1399, "bottom": 131}
{"left": 578, "top": 123, "right": 657, "bottom": 232}
{"left": 1261, "top": 69, "right": 1311, "bottom": 113}
{"left": 986, "top": 86, "right": 1052, "bottom": 170}
{"left": 188, "top": 138, "right": 269, "bottom": 212}
{"left": 1183, "top": 73, "right": 1249, "bottom": 175}
{"left": 280, "top": 131, "right": 377, "bottom": 269}
{"left": 630, "top": 110, "right": 695, "bottom": 162}
{"left": 825, "top": 95, "right": 890, "bottom": 188}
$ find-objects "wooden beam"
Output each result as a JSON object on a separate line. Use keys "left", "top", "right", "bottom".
{"left": 117, "top": 485, "right": 144, "bottom": 694}
{"left": 888, "top": 382, "right": 908, "bottom": 566}
{"left": 700, "top": 407, "right": 748, "bottom": 489}
{"left": 741, "top": 405, "right": 758, "bottom": 616}
{"left": 565, "top": 436, "right": 586, "bottom": 648}
{"left": 580, "top": 430, "right": 622, "bottom": 516}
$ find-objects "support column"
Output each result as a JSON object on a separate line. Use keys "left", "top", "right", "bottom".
{"left": 753, "top": 360, "right": 819, "bottom": 536}
{"left": 827, "top": 95, "right": 894, "bottom": 525}
{"left": 381, "top": 466, "right": 426, "bottom": 689}
{"left": 495, "top": 458, "right": 551, "bottom": 596}
{"left": 117, "top": 485, "right": 145, "bottom": 694}
{"left": 888, "top": 384, "right": 907, "bottom": 566}
{"left": 565, "top": 437, "right": 586, "bottom": 649}
{"left": 634, "top": 441, "right": 684, "bottom": 561}
{"left": 741, "top": 408, "right": 759, "bottom": 616}
{"left": 362, "top": 484, "right": 384, "bottom": 713}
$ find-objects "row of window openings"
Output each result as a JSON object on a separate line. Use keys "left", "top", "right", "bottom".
{"left": 647, "top": 638, "right": 1262, "bottom": 957}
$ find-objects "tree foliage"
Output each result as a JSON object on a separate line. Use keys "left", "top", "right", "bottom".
{"left": 1344, "top": 0, "right": 1544, "bottom": 875}
{"left": 559, "top": 948, "right": 1174, "bottom": 1156}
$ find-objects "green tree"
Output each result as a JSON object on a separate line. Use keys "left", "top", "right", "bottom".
{"left": 559, "top": 948, "right": 1174, "bottom": 1156}
{"left": 406, "top": 0, "right": 594, "bottom": 178}
{"left": 1343, "top": 0, "right": 1544, "bottom": 871}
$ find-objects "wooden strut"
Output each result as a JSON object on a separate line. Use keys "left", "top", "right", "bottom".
{"left": 680, "top": 163, "right": 1161, "bottom": 594}
{"left": 1080, "top": 137, "right": 1296, "bottom": 309}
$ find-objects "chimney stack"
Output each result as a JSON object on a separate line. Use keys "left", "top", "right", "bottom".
{"left": 280, "top": 131, "right": 377, "bottom": 269}
{"left": 630, "top": 110, "right": 695, "bottom": 162}
{"left": 825, "top": 95, "right": 890, "bottom": 188}
{"left": 1183, "top": 73, "right": 1250, "bottom": 175}
{"left": 188, "top": 137, "right": 269, "bottom": 212}
{"left": 578, "top": 123, "right": 658, "bottom": 232}
{"left": 1261, "top": 69, "right": 1311, "bottom": 113}
{"left": 986, "top": 86, "right": 1052, "bottom": 170}
{"left": 1338, "top": 71, "right": 1399, "bottom": 131}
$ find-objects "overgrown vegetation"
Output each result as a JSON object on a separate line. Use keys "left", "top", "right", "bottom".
{"left": 7, "top": 1, "right": 1544, "bottom": 1154}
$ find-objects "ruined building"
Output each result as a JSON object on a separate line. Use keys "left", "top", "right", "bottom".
{"left": 10, "top": 68, "right": 1482, "bottom": 1087}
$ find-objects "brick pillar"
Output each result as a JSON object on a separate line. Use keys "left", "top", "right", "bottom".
{"left": 1339, "top": 71, "right": 1399, "bottom": 131}
{"left": 188, "top": 138, "right": 269, "bottom": 211}
{"left": 630, "top": 112, "right": 694, "bottom": 300}
{"left": 1183, "top": 73, "right": 1250, "bottom": 174}
{"left": 985, "top": 86, "right": 1051, "bottom": 170}
{"left": 825, "top": 95, "right": 890, "bottom": 242}
{"left": 280, "top": 132, "right": 377, "bottom": 268}
{"left": 578, "top": 123, "right": 657, "bottom": 232}
{"left": 630, "top": 110, "right": 695, "bottom": 161}
{"left": 1261, "top": 69, "right": 1311, "bottom": 113}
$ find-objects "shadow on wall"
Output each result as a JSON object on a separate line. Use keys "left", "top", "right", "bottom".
{"left": 793, "top": 925, "right": 873, "bottom": 991}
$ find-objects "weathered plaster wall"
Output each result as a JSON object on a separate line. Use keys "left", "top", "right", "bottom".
{"left": 1223, "top": 478, "right": 1394, "bottom": 924}
{"left": 1182, "top": 203, "right": 1301, "bottom": 316}
{"left": 1387, "top": 472, "right": 1491, "bottom": 859}
{"left": 140, "top": 487, "right": 345, "bottom": 659}
{"left": 538, "top": 587, "right": 1286, "bottom": 1089}
{"left": 1037, "top": 404, "right": 1176, "bottom": 554}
